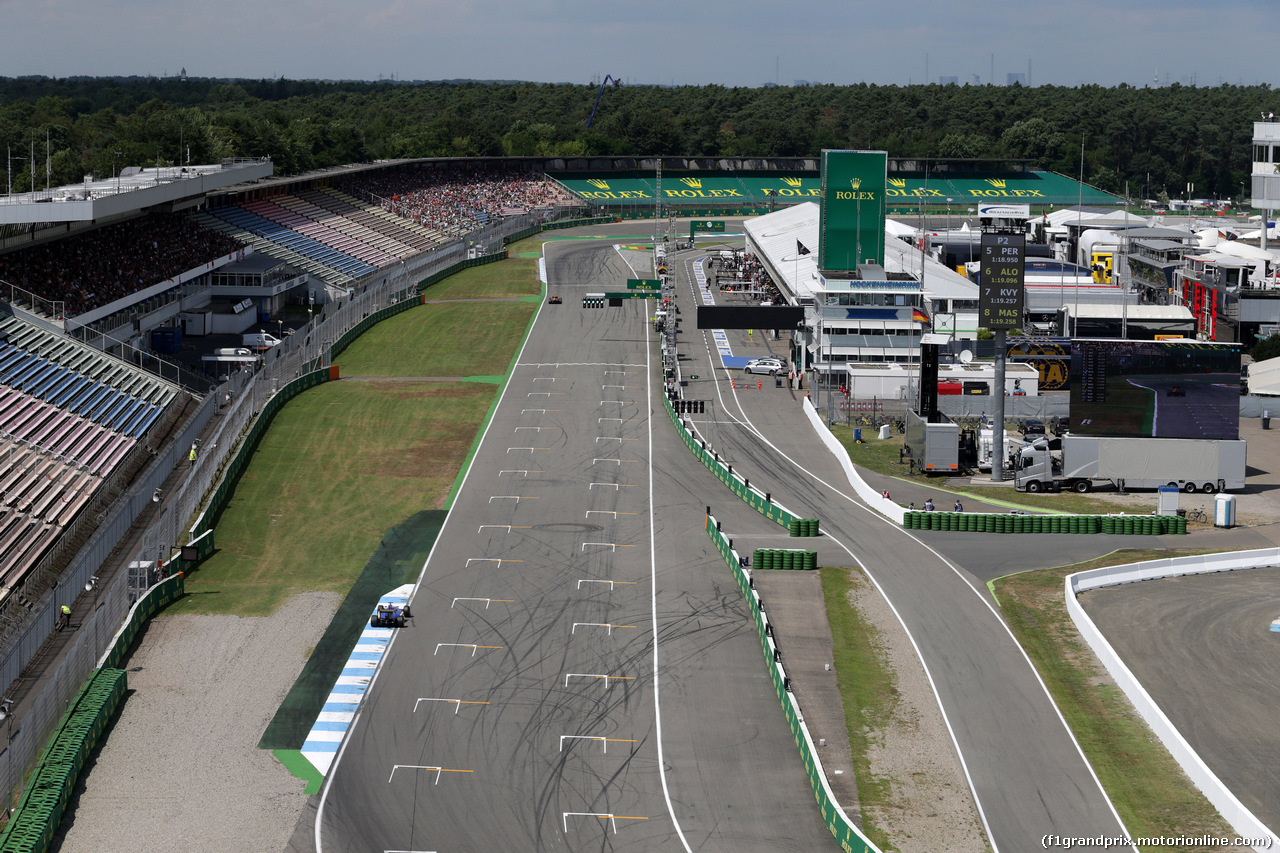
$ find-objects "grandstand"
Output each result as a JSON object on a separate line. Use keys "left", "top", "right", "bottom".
{"left": 0, "top": 310, "right": 180, "bottom": 600}
{"left": 0, "top": 154, "right": 587, "bottom": 680}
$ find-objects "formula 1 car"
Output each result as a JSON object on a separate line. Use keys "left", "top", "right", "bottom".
{"left": 547, "top": 295, "right": 562, "bottom": 304}
{"left": 370, "top": 602, "right": 411, "bottom": 628}
{"left": 1167, "top": 385, "right": 1185, "bottom": 397}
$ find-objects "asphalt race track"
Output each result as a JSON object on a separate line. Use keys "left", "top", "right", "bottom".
{"left": 1080, "top": 567, "right": 1280, "bottom": 833}
{"left": 316, "top": 238, "right": 841, "bottom": 851}
{"left": 669, "top": 243, "right": 1134, "bottom": 852}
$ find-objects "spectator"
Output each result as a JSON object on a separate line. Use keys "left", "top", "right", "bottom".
{"left": 0, "top": 212, "right": 244, "bottom": 318}
{"left": 923, "top": 498, "right": 935, "bottom": 512}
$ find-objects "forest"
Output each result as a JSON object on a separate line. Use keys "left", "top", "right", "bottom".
{"left": 0, "top": 75, "right": 1274, "bottom": 204}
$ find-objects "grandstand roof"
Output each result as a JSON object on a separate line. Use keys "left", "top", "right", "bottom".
{"left": 0, "top": 159, "right": 272, "bottom": 226}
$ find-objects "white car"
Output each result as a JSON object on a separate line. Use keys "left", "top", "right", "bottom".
{"left": 744, "top": 358, "right": 785, "bottom": 376}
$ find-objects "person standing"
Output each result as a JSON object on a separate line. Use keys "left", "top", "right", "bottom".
{"left": 58, "top": 604, "right": 71, "bottom": 631}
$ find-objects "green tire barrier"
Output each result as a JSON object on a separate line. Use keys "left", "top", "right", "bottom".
{"left": 0, "top": 668, "right": 127, "bottom": 853}
{"left": 901, "top": 511, "right": 1186, "bottom": 535}
{"left": 787, "top": 518, "right": 820, "bottom": 537}
{"left": 752, "top": 549, "right": 819, "bottom": 571}
{"left": 663, "top": 396, "right": 819, "bottom": 531}
{"left": 706, "top": 514, "right": 880, "bottom": 853}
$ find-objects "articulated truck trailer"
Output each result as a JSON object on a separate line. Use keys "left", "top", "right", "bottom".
{"left": 1014, "top": 435, "right": 1246, "bottom": 494}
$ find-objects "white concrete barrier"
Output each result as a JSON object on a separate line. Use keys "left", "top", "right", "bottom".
{"left": 802, "top": 396, "right": 906, "bottom": 525}
{"left": 1067, "top": 550, "right": 1280, "bottom": 850}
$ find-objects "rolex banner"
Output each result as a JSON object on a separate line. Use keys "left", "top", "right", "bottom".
{"left": 819, "top": 150, "right": 887, "bottom": 272}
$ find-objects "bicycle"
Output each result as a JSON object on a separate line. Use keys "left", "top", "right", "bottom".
{"left": 1185, "top": 506, "right": 1208, "bottom": 524}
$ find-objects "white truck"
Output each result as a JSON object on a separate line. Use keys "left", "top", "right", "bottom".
{"left": 976, "top": 428, "right": 1026, "bottom": 473}
{"left": 242, "top": 332, "right": 283, "bottom": 351}
{"left": 1014, "top": 435, "right": 1246, "bottom": 494}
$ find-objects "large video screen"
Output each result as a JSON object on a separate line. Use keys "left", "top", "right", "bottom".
{"left": 1069, "top": 339, "right": 1242, "bottom": 439}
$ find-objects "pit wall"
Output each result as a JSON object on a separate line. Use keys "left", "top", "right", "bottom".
{"left": 705, "top": 512, "right": 881, "bottom": 853}
{"left": 1066, "top": 550, "right": 1280, "bottom": 851}
{"left": 663, "top": 394, "right": 819, "bottom": 534}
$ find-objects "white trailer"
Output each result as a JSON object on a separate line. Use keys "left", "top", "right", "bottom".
{"left": 1014, "top": 435, "right": 1246, "bottom": 493}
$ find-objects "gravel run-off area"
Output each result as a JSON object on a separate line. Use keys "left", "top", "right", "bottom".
{"left": 47, "top": 575, "right": 993, "bottom": 853}
{"left": 53, "top": 591, "right": 341, "bottom": 853}
{"left": 846, "top": 570, "right": 990, "bottom": 853}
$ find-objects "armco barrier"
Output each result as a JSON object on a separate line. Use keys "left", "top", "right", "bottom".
{"left": 1066, "top": 549, "right": 1280, "bottom": 852}
{"left": 664, "top": 395, "right": 819, "bottom": 533}
{"left": 199, "top": 368, "right": 332, "bottom": 534}
{"left": 902, "top": 511, "right": 1185, "bottom": 535}
{"left": 411, "top": 251, "right": 506, "bottom": 298}
{"left": 706, "top": 513, "right": 881, "bottom": 853}
{"left": 0, "top": 667, "right": 126, "bottom": 853}
{"left": 97, "top": 571, "right": 185, "bottom": 671}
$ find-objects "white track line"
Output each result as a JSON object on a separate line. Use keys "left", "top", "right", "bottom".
{"left": 689, "top": 264, "right": 1133, "bottom": 849}
{"left": 646, "top": 294, "right": 694, "bottom": 851}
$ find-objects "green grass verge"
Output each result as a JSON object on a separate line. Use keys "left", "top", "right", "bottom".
{"left": 189, "top": 380, "right": 494, "bottom": 617}
{"left": 994, "top": 550, "right": 1236, "bottom": 851}
{"left": 828, "top": 425, "right": 1163, "bottom": 516}
{"left": 820, "top": 566, "right": 896, "bottom": 853}
{"left": 336, "top": 300, "right": 535, "bottom": 378}
{"left": 421, "top": 255, "right": 540, "bottom": 299}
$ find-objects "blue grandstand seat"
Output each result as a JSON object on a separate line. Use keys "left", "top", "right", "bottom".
{"left": 0, "top": 352, "right": 36, "bottom": 384}
{"left": 53, "top": 376, "right": 91, "bottom": 408}
{"left": 112, "top": 399, "right": 146, "bottom": 432}
{"left": 34, "top": 365, "right": 72, "bottom": 398}
{"left": 129, "top": 406, "right": 163, "bottom": 438}
{"left": 88, "top": 388, "right": 128, "bottom": 424}
{"left": 210, "top": 207, "right": 376, "bottom": 277}
{"left": 101, "top": 394, "right": 134, "bottom": 427}
{"left": 71, "top": 385, "right": 111, "bottom": 418}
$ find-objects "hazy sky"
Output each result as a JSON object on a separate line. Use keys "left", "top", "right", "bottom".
{"left": 4, "top": 0, "right": 1277, "bottom": 89}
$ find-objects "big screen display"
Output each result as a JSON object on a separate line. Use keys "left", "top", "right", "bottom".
{"left": 1069, "top": 339, "right": 1242, "bottom": 439}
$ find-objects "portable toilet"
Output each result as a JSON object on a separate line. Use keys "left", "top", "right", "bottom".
{"left": 1213, "top": 493, "right": 1236, "bottom": 528}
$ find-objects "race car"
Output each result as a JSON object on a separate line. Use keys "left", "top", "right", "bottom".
{"left": 370, "top": 602, "right": 412, "bottom": 628}
{"left": 548, "top": 295, "right": 562, "bottom": 304}
{"left": 1167, "top": 385, "right": 1185, "bottom": 397}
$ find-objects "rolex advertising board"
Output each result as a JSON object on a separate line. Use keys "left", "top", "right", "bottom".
{"left": 819, "top": 150, "right": 887, "bottom": 272}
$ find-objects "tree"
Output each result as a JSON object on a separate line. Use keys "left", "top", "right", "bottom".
{"left": 1250, "top": 334, "right": 1280, "bottom": 364}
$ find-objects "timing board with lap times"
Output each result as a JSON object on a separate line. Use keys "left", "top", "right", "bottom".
{"left": 979, "top": 232, "right": 1025, "bottom": 330}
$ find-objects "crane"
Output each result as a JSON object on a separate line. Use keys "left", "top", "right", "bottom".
{"left": 586, "top": 75, "right": 622, "bottom": 130}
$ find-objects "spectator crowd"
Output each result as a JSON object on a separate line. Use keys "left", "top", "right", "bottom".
{"left": 0, "top": 214, "right": 245, "bottom": 317}
{"left": 707, "top": 249, "right": 782, "bottom": 304}
{"left": 339, "top": 165, "right": 581, "bottom": 235}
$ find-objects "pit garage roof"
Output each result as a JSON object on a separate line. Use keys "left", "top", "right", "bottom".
{"left": 743, "top": 203, "right": 976, "bottom": 304}
{"left": 1246, "top": 355, "right": 1280, "bottom": 396}
{"left": 1069, "top": 303, "right": 1193, "bottom": 321}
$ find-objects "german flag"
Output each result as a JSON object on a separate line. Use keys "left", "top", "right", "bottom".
{"left": 912, "top": 307, "right": 930, "bottom": 324}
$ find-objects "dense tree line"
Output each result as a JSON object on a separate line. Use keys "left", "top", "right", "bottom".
{"left": 0, "top": 76, "right": 1273, "bottom": 203}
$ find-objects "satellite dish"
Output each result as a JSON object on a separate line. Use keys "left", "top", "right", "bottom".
{"left": 959, "top": 349, "right": 973, "bottom": 364}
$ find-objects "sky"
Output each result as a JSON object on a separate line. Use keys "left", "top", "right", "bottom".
{"left": 2, "top": 0, "right": 1277, "bottom": 90}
